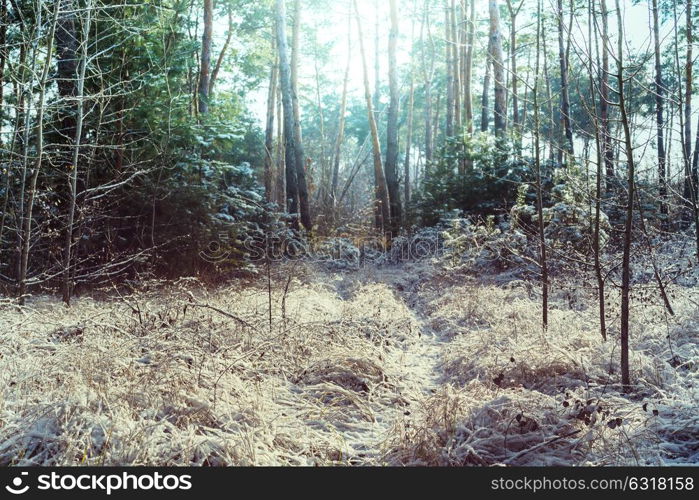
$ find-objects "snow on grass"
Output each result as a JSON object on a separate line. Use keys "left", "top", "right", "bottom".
{"left": 0, "top": 256, "right": 696, "bottom": 466}
{"left": 387, "top": 266, "right": 698, "bottom": 466}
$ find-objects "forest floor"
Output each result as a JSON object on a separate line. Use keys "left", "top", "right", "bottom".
{"left": 0, "top": 256, "right": 697, "bottom": 466}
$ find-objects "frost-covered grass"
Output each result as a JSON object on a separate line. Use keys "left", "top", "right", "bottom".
{"left": 387, "top": 268, "right": 698, "bottom": 466}
{"left": 0, "top": 256, "right": 696, "bottom": 466}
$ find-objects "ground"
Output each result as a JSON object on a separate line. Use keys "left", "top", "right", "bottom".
{"left": 0, "top": 258, "right": 697, "bottom": 466}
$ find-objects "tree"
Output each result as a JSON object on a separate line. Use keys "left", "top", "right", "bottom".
{"left": 534, "top": 0, "right": 548, "bottom": 329}
{"left": 61, "top": 1, "right": 93, "bottom": 305}
{"left": 354, "top": 0, "right": 390, "bottom": 233}
{"left": 385, "top": 0, "right": 402, "bottom": 233}
{"left": 264, "top": 56, "right": 278, "bottom": 203}
{"left": 600, "top": 0, "right": 614, "bottom": 186}
{"left": 198, "top": 0, "right": 213, "bottom": 114}
{"left": 651, "top": 0, "right": 668, "bottom": 229}
{"left": 505, "top": 0, "right": 524, "bottom": 147}
{"left": 275, "top": 0, "right": 301, "bottom": 227}
{"left": 615, "top": 0, "right": 634, "bottom": 390}
{"left": 331, "top": 8, "right": 352, "bottom": 207}
{"left": 488, "top": 0, "right": 506, "bottom": 136}
{"left": 556, "top": 0, "right": 573, "bottom": 161}
{"left": 18, "top": 0, "right": 61, "bottom": 303}
{"left": 290, "top": 0, "right": 312, "bottom": 230}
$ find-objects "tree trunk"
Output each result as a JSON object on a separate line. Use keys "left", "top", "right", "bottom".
{"left": 197, "top": 0, "right": 213, "bottom": 114}
{"left": 464, "top": 0, "right": 474, "bottom": 135}
{"left": 444, "top": 0, "right": 454, "bottom": 138}
{"left": 62, "top": 2, "right": 92, "bottom": 305}
{"left": 354, "top": 0, "right": 390, "bottom": 234}
{"left": 506, "top": 0, "right": 522, "bottom": 149}
{"left": 264, "top": 56, "right": 278, "bottom": 203}
{"left": 651, "top": 0, "right": 668, "bottom": 230}
{"left": 385, "top": 0, "right": 401, "bottom": 233}
{"left": 480, "top": 37, "right": 492, "bottom": 133}
{"left": 591, "top": 0, "right": 607, "bottom": 341}
{"left": 209, "top": 9, "right": 233, "bottom": 95}
{"left": 684, "top": 0, "right": 694, "bottom": 204}
{"left": 404, "top": 72, "right": 415, "bottom": 207}
{"left": 331, "top": 13, "right": 351, "bottom": 206}
{"left": 489, "top": 0, "right": 506, "bottom": 136}
{"left": 420, "top": 0, "right": 434, "bottom": 163}
{"left": 275, "top": 0, "right": 300, "bottom": 228}
{"left": 615, "top": 0, "right": 634, "bottom": 390}
{"left": 451, "top": 0, "right": 461, "bottom": 132}
{"left": 534, "top": 0, "right": 547, "bottom": 330}
{"left": 290, "top": 0, "right": 311, "bottom": 230}
{"left": 18, "top": 2, "right": 60, "bottom": 304}
{"left": 55, "top": 0, "right": 78, "bottom": 141}
{"left": 600, "top": 0, "right": 613, "bottom": 186}
{"left": 557, "top": 0, "right": 573, "bottom": 161}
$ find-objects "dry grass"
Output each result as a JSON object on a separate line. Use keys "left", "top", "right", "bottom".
{"left": 0, "top": 258, "right": 696, "bottom": 466}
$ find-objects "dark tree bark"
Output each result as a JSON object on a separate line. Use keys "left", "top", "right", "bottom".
{"left": 290, "top": 0, "right": 312, "bottom": 229}
{"left": 651, "top": 0, "right": 668, "bottom": 229}
{"left": 275, "top": 0, "right": 300, "bottom": 227}
{"left": 534, "top": 0, "right": 547, "bottom": 330}
{"left": 197, "top": 0, "right": 213, "bottom": 114}
{"left": 600, "top": 0, "right": 614, "bottom": 186}
{"left": 615, "top": 0, "right": 634, "bottom": 390}
{"left": 556, "top": 0, "right": 573, "bottom": 161}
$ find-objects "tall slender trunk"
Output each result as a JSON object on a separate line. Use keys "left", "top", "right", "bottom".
{"left": 19, "top": 1, "right": 61, "bottom": 303}
{"left": 541, "top": 21, "right": 555, "bottom": 161}
{"left": 264, "top": 56, "right": 278, "bottom": 203}
{"left": 209, "top": 9, "right": 233, "bottom": 96}
{"left": 290, "top": 0, "right": 311, "bottom": 229}
{"left": 464, "top": 0, "right": 474, "bottom": 135}
{"left": 275, "top": 82, "right": 286, "bottom": 207}
{"left": 557, "top": 0, "right": 573, "bottom": 162}
{"left": 506, "top": 0, "right": 522, "bottom": 150}
{"left": 615, "top": 0, "right": 634, "bottom": 390}
{"left": 354, "top": 0, "right": 390, "bottom": 233}
{"left": 600, "top": 0, "right": 613, "bottom": 186}
{"left": 62, "top": 1, "right": 92, "bottom": 305}
{"left": 55, "top": 0, "right": 78, "bottom": 141}
{"left": 480, "top": 38, "right": 492, "bottom": 133}
{"left": 385, "top": 0, "right": 401, "bottom": 233}
{"left": 0, "top": 0, "right": 8, "bottom": 248}
{"left": 444, "top": 0, "right": 454, "bottom": 138}
{"left": 651, "top": 0, "right": 668, "bottom": 230}
{"left": 534, "top": 0, "right": 547, "bottom": 330}
{"left": 684, "top": 0, "right": 693, "bottom": 203}
{"left": 404, "top": 72, "right": 415, "bottom": 207}
{"left": 591, "top": 0, "right": 606, "bottom": 341}
{"left": 197, "top": 0, "right": 213, "bottom": 114}
{"left": 451, "top": 0, "right": 461, "bottom": 132}
{"left": 275, "top": 0, "right": 300, "bottom": 228}
{"left": 420, "top": 0, "right": 434, "bottom": 163}
{"left": 489, "top": 0, "right": 506, "bottom": 136}
{"left": 331, "top": 10, "right": 351, "bottom": 206}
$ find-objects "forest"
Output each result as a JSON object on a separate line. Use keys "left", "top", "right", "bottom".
{"left": 0, "top": 0, "right": 697, "bottom": 467}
